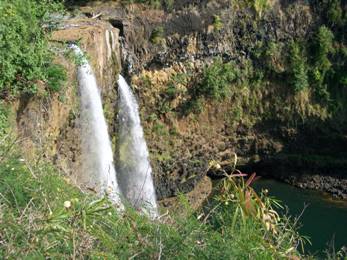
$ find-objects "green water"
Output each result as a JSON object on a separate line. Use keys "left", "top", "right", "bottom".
{"left": 252, "top": 178, "right": 347, "bottom": 256}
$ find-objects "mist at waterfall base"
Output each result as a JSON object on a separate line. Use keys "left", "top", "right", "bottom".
{"left": 71, "top": 44, "right": 123, "bottom": 209}
{"left": 116, "top": 75, "right": 158, "bottom": 218}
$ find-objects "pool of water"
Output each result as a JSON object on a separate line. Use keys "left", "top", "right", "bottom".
{"left": 252, "top": 178, "right": 347, "bottom": 257}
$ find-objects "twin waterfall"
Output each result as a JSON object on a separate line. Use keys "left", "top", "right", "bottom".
{"left": 116, "top": 75, "right": 158, "bottom": 218}
{"left": 71, "top": 45, "right": 158, "bottom": 218}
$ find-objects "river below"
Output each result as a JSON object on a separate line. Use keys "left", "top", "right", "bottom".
{"left": 252, "top": 178, "right": 347, "bottom": 257}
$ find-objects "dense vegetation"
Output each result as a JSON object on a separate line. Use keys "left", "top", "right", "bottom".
{"left": 0, "top": 0, "right": 66, "bottom": 97}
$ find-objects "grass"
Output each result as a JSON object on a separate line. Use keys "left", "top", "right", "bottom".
{"left": 0, "top": 98, "right": 336, "bottom": 257}
{"left": 0, "top": 102, "right": 306, "bottom": 258}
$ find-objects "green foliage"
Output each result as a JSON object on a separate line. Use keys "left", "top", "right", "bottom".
{"left": 253, "top": 0, "right": 269, "bottom": 17}
{"left": 0, "top": 0, "right": 64, "bottom": 97}
{"left": 262, "top": 41, "right": 285, "bottom": 74}
{"left": 320, "top": 0, "right": 345, "bottom": 27}
{"left": 196, "top": 59, "right": 238, "bottom": 100}
{"left": 288, "top": 41, "right": 309, "bottom": 92}
{"left": 243, "top": 0, "right": 269, "bottom": 17}
{"left": 165, "top": 73, "right": 188, "bottom": 100}
{"left": 313, "top": 26, "right": 334, "bottom": 69}
{"left": 163, "top": 0, "right": 174, "bottom": 11}
{"left": 310, "top": 26, "right": 334, "bottom": 99}
{"left": 152, "top": 121, "right": 168, "bottom": 136}
{"left": 150, "top": 26, "right": 165, "bottom": 44}
{"left": 212, "top": 15, "right": 223, "bottom": 31}
{"left": 47, "top": 64, "right": 67, "bottom": 92}
{"left": 0, "top": 102, "right": 9, "bottom": 137}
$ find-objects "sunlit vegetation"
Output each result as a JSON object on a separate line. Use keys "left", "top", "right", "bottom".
{"left": 0, "top": 0, "right": 66, "bottom": 97}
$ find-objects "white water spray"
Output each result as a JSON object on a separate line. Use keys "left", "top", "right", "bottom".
{"left": 116, "top": 75, "right": 158, "bottom": 218}
{"left": 71, "top": 44, "right": 123, "bottom": 209}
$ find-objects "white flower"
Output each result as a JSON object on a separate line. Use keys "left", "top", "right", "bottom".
{"left": 64, "top": 201, "right": 71, "bottom": 209}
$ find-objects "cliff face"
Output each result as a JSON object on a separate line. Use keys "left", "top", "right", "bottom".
{"left": 16, "top": 18, "right": 121, "bottom": 186}
{"left": 14, "top": 0, "right": 347, "bottom": 200}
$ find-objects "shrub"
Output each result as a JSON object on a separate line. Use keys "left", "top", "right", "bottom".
{"left": 150, "top": 26, "right": 164, "bottom": 44}
{"left": 212, "top": 15, "right": 223, "bottom": 31}
{"left": 323, "top": 0, "right": 344, "bottom": 26}
{"left": 197, "top": 59, "right": 238, "bottom": 100}
{"left": 288, "top": 41, "right": 309, "bottom": 92}
{"left": 244, "top": 0, "right": 269, "bottom": 17}
{"left": 47, "top": 64, "right": 67, "bottom": 92}
{"left": 0, "top": 0, "right": 64, "bottom": 97}
{"left": 163, "top": 0, "right": 174, "bottom": 11}
{"left": 311, "top": 26, "right": 334, "bottom": 99}
{"left": 165, "top": 73, "right": 188, "bottom": 100}
{"left": 253, "top": 0, "right": 268, "bottom": 17}
{"left": 313, "top": 26, "right": 334, "bottom": 70}
{"left": 0, "top": 102, "right": 9, "bottom": 137}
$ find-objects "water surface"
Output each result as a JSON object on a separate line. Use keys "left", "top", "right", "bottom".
{"left": 252, "top": 178, "right": 347, "bottom": 256}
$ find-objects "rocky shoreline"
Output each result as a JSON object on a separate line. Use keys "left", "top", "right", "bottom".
{"left": 252, "top": 154, "right": 347, "bottom": 199}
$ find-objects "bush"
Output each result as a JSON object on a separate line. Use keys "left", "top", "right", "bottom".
{"left": 150, "top": 26, "right": 165, "bottom": 44}
{"left": 288, "top": 41, "right": 309, "bottom": 92}
{"left": 323, "top": 0, "right": 344, "bottom": 27}
{"left": 310, "top": 26, "right": 334, "bottom": 99}
{"left": 212, "top": 15, "right": 223, "bottom": 31}
{"left": 313, "top": 26, "right": 334, "bottom": 69}
{"left": 0, "top": 0, "right": 64, "bottom": 97}
{"left": 197, "top": 59, "right": 238, "bottom": 100}
{"left": 47, "top": 64, "right": 67, "bottom": 92}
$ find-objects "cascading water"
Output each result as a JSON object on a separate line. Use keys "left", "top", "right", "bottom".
{"left": 70, "top": 44, "right": 123, "bottom": 209}
{"left": 116, "top": 75, "right": 158, "bottom": 218}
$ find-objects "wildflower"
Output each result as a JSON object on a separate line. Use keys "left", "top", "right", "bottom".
{"left": 64, "top": 200, "right": 71, "bottom": 209}
{"left": 11, "top": 168, "right": 14, "bottom": 171}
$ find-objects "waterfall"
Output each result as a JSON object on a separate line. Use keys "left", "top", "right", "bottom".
{"left": 116, "top": 75, "right": 158, "bottom": 218}
{"left": 70, "top": 44, "right": 123, "bottom": 210}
